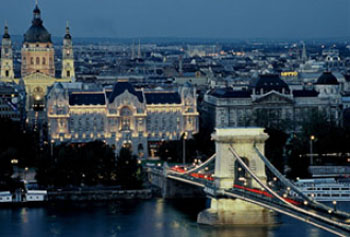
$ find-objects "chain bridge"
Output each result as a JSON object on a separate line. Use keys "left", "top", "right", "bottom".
{"left": 148, "top": 128, "right": 350, "bottom": 236}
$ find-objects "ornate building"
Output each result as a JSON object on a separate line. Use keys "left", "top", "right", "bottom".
{"left": 47, "top": 80, "right": 199, "bottom": 157}
{"left": 203, "top": 73, "right": 342, "bottom": 130}
{"left": 0, "top": 3, "right": 73, "bottom": 123}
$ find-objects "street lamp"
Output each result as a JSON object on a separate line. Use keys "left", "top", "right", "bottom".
{"left": 24, "top": 167, "right": 29, "bottom": 182}
{"left": 333, "top": 200, "right": 337, "bottom": 211}
{"left": 11, "top": 159, "right": 18, "bottom": 165}
{"left": 310, "top": 135, "right": 315, "bottom": 166}
{"left": 182, "top": 132, "right": 188, "bottom": 165}
{"left": 50, "top": 139, "right": 55, "bottom": 158}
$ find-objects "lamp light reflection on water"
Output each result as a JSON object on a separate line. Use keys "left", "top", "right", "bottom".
{"left": 20, "top": 208, "right": 28, "bottom": 223}
{"left": 155, "top": 199, "right": 164, "bottom": 217}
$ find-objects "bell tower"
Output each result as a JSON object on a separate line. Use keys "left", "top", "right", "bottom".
{"left": 61, "top": 22, "right": 75, "bottom": 79}
{"left": 1, "top": 24, "right": 14, "bottom": 79}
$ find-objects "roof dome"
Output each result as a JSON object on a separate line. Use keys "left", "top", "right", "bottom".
{"left": 23, "top": 4, "right": 51, "bottom": 43}
{"left": 2, "top": 25, "right": 10, "bottom": 39}
{"left": 64, "top": 24, "right": 72, "bottom": 40}
{"left": 316, "top": 71, "right": 339, "bottom": 85}
{"left": 251, "top": 74, "right": 290, "bottom": 93}
{"left": 108, "top": 81, "right": 143, "bottom": 103}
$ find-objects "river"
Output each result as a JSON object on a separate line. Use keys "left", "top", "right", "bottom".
{"left": 0, "top": 199, "right": 347, "bottom": 237}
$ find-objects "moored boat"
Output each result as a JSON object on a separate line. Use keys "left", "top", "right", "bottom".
{"left": 294, "top": 178, "right": 350, "bottom": 202}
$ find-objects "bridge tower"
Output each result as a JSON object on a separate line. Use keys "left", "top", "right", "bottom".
{"left": 198, "top": 128, "right": 277, "bottom": 225}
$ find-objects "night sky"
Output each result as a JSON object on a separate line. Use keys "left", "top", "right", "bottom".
{"left": 1, "top": 0, "right": 349, "bottom": 39}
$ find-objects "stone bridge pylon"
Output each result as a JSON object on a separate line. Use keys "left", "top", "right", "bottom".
{"left": 198, "top": 128, "right": 277, "bottom": 225}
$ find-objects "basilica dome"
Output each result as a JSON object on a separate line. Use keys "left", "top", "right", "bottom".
{"left": 23, "top": 5, "right": 51, "bottom": 43}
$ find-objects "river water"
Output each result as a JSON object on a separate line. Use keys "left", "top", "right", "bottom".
{"left": 0, "top": 199, "right": 347, "bottom": 237}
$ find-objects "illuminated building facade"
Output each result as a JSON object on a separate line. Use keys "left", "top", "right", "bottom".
{"left": 47, "top": 80, "right": 199, "bottom": 157}
{"left": 203, "top": 73, "right": 342, "bottom": 130}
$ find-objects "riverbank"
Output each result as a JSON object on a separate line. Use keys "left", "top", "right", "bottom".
{"left": 48, "top": 189, "right": 153, "bottom": 201}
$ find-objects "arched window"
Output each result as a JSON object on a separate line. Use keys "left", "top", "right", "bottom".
{"left": 120, "top": 107, "right": 132, "bottom": 131}
{"left": 67, "top": 71, "right": 70, "bottom": 77}
{"left": 30, "top": 57, "right": 34, "bottom": 65}
{"left": 36, "top": 57, "right": 40, "bottom": 65}
{"left": 42, "top": 57, "right": 46, "bottom": 65}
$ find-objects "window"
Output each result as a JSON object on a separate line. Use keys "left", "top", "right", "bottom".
{"left": 120, "top": 107, "right": 132, "bottom": 131}
{"left": 42, "top": 57, "right": 46, "bottom": 65}
{"left": 36, "top": 57, "right": 40, "bottom": 65}
{"left": 31, "top": 57, "right": 34, "bottom": 65}
{"left": 122, "top": 118, "right": 130, "bottom": 131}
{"left": 5, "top": 70, "right": 9, "bottom": 77}
{"left": 67, "top": 70, "right": 70, "bottom": 77}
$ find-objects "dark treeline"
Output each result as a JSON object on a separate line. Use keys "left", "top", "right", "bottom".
{"left": 36, "top": 143, "right": 143, "bottom": 189}
{"left": 0, "top": 119, "right": 37, "bottom": 191}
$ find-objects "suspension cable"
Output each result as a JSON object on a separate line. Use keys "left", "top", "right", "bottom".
{"left": 229, "top": 146, "right": 350, "bottom": 230}
{"left": 254, "top": 146, "right": 350, "bottom": 219}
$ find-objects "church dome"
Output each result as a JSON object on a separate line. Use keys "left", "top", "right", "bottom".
{"left": 315, "top": 71, "right": 339, "bottom": 85}
{"left": 23, "top": 5, "right": 51, "bottom": 43}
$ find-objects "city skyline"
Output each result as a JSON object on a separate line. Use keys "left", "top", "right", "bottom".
{"left": 0, "top": 0, "right": 349, "bottom": 39}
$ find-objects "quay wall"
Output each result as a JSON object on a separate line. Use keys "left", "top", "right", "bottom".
{"left": 48, "top": 189, "right": 152, "bottom": 201}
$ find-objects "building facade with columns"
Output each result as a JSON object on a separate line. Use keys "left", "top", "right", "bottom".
{"left": 0, "top": 3, "right": 73, "bottom": 123}
{"left": 47, "top": 80, "right": 199, "bottom": 157}
{"left": 203, "top": 73, "right": 343, "bottom": 130}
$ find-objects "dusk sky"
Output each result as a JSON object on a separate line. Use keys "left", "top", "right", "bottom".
{"left": 1, "top": 0, "right": 350, "bottom": 39}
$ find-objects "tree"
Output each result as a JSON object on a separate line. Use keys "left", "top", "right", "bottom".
{"left": 158, "top": 121, "right": 215, "bottom": 164}
{"left": 286, "top": 133, "right": 310, "bottom": 179}
{"left": 115, "top": 147, "right": 142, "bottom": 189}
{"left": 264, "top": 128, "right": 288, "bottom": 174}
{"left": 0, "top": 152, "right": 14, "bottom": 191}
{"left": 158, "top": 140, "right": 182, "bottom": 163}
{"left": 0, "top": 118, "right": 38, "bottom": 190}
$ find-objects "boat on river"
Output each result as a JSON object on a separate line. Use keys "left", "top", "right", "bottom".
{"left": 295, "top": 178, "right": 350, "bottom": 202}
